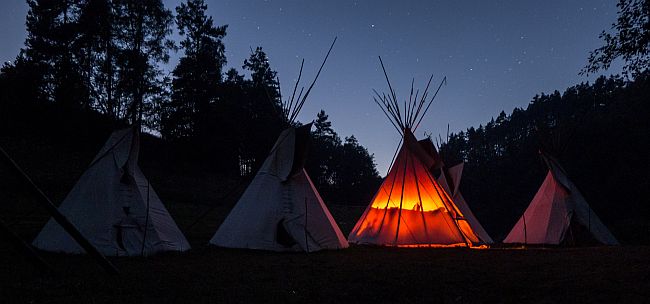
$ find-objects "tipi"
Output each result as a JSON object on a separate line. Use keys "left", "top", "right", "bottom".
{"left": 503, "top": 153, "right": 618, "bottom": 245}
{"left": 348, "top": 58, "right": 487, "bottom": 247}
{"left": 209, "top": 38, "right": 348, "bottom": 252}
{"left": 33, "top": 127, "right": 191, "bottom": 256}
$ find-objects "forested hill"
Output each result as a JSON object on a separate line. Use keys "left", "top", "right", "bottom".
{"left": 0, "top": 0, "right": 382, "bottom": 206}
{"left": 440, "top": 73, "right": 650, "bottom": 243}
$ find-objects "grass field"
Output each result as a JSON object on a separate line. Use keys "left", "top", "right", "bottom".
{"left": 2, "top": 128, "right": 650, "bottom": 303}
{"left": 3, "top": 197, "right": 649, "bottom": 303}
{"left": 2, "top": 241, "right": 649, "bottom": 303}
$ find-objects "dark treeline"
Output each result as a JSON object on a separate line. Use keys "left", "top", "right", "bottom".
{"left": 0, "top": 0, "right": 380, "bottom": 204}
{"left": 440, "top": 73, "right": 650, "bottom": 243}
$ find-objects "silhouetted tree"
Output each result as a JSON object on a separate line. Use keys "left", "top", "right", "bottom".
{"left": 76, "top": 0, "right": 119, "bottom": 117}
{"left": 111, "top": 0, "right": 174, "bottom": 125}
{"left": 21, "top": 0, "right": 88, "bottom": 107}
{"left": 334, "top": 135, "right": 381, "bottom": 204}
{"left": 238, "top": 47, "right": 284, "bottom": 172}
{"left": 243, "top": 47, "right": 280, "bottom": 100}
{"left": 306, "top": 110, "right": 381, "bottom": 204}
{"left": 308, "top": 110, "right": 342, "bottom": 189}
{"left": 584, "top": 0, "right": 650, "bottom": 77}
{"left": 0, "top": 55, "right": 42, "bottom": 107}
{"left": 161, "top": 0, "right": 227, "bottom": 139}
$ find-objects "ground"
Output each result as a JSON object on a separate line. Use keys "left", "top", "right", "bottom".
{"left": 1, "top": 241, "right": 649, "bottom": 303}
{"left": 1, "top": 128, "right": 649, "bottom": 303}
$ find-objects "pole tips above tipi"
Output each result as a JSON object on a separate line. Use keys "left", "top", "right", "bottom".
{"left": 278, "top": 37, "right": 337, "bottom": 126}
{"left": 372, "top": 56, "right": 447, "bottom": 135}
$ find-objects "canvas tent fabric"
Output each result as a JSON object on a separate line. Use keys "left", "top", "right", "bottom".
{"left": 436, "top": 163, "right": 494, "bottom": 244}
{"left": 348, "top": 129, "right": 485, "bottom": 247}
{"left": 416, "top": 138, "right": 493, "bottom": 244}
{"left": 503, "top": 155, "right": 618, "bottom": 245}
{"left": 210, "top": 125, "right": 349, "bottom": 252}
{"left": 33, "top": 128, "right": 191, "bottom": 256}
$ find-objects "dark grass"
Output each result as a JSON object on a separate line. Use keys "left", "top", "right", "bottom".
{"left": 2, "top": 244, "right": 649, "bottom": 303}
{"left": 2, "top": 126, "right": 650, "bottom": 303}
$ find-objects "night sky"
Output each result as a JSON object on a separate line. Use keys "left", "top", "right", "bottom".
{"left": 0, "top": 0, "right": 622, "bottom": 173}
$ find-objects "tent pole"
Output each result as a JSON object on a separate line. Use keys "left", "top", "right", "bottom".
{"left": 587, "top": 208, "right": 591, "bottom": 233}
{"left": 434, "top": 183, "right": 470, "bottom": 247}
{"left": 425, "top": 169, "right": 470, "bottom": 247}
{"left": 410, "top": 157, "right": 429, "bottom": 241}
{"left": 393, "top": 150, "right": 410, "bottom": 245}
{"left": 141, "top": 179, "right": 151, "bottom": 257}
{"left": 304, "top": 197, "right": 309, "bottom": 253}
{"left": 0, "top": 218, "right": 54, "bottom": 275}
{"left": 366, "top": 139, "right": 403, "bottom": 238}
{"left": 0, "top": 146, "right": 119, "bottom": 275}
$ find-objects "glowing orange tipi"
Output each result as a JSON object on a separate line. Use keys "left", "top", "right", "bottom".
{"left": 348, "top": 58, "right": 487, "bottom": 247}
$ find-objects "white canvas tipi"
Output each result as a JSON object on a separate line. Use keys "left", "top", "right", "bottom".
{"left": 33, "top": 127, "right": 191, "bottom": 256}
{"left": 210, "top": 38, "right": 347, "bottom": 252}
{"left": 210, "top": 124, "right": 348, "bottom": 252}
{"left": 503, "top": 154, "right": 618, "bottom": 245}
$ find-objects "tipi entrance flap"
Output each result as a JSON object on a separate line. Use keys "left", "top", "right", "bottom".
{"left": 288, "top": 123, "right": 312, "bottom": 178}
{"left": 260, "top": 128, "right": 296, "bottom": 181}
{"left": 446, "top": 163, "right": 464, "bottom": 196}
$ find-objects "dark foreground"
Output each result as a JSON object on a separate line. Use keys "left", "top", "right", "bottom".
{"left": 1, "top": 244, "right": 649, "bottom": 303}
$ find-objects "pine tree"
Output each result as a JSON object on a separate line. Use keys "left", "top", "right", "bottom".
{"left": 162, "top": 0, "right": 227, "bottom": 139}
{"left": 111, "top": 0, "right": 174, "bottom": 124}
{"left": 77, "top": 0, "right": 119, "bottom": 117}
{"left": 243, "top": 47, "right": 281, "bottom": 103}
{"left": 23, "top": 0, "right": 88, "bottom": 107}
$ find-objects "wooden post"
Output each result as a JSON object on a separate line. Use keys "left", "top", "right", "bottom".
{"left": 0, "top": 146, "right": 119, "bottom": 275}
{"left": 0, "top": 218, "right": 54, "bottom": 275}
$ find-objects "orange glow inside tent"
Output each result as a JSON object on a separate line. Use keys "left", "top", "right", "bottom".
{"left": 348, "top": 132, "right": 482, "bottom": 247}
